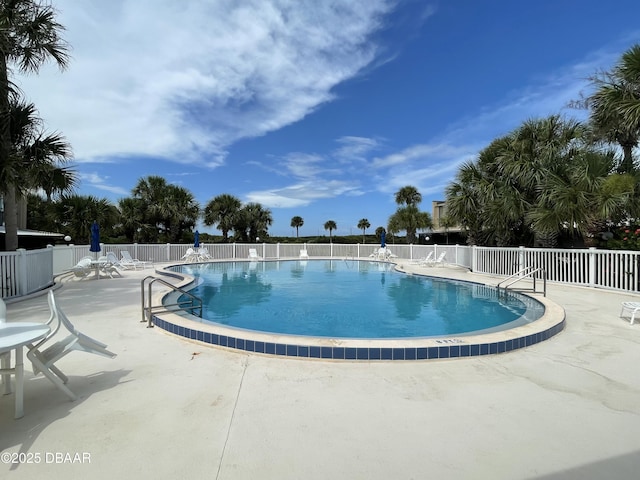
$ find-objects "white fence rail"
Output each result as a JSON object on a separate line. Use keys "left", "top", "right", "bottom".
{"left": 3, "top": 243, "right": 640, "bottom": 299}
{"left": 0, "top": 248, "right": 53, "bottom": 299}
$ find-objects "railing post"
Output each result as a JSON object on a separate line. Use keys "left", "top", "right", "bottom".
{"left": 518, "top": 246, "right": 525, "bottom": 275}
{"left": 166, "top": 243, "right": 171, "bottom": 262}
{"left": 17, "top": 248, "right": 28, "bottom": 296}
{"left": 589, "top": 247, "right": 597, "bottom": 287}
{"left": 471, "top": 245, "right": 477, "bottom": 272}
{"left": 410, "top": 243, "right": 413, "bottom": 260}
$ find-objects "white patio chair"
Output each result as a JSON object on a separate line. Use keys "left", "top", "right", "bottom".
{"left": 410, "top": 252, "right": 434, "bottom": 265}
{"left": 299, "top": 249, "right": 309, "bottom": 259}
{"left": 197, "top": 247, "right": 212, "bottom": 261}
{"left": 620, "top": 302, "right": 640, "bottom": 325}
{"left": 248, "top": 248, "right": 262, "bottom": 260}
{"left": 181, "top": 248, "right": 196, "bottom": 263}
{"left": 121, "top": 250, "right": 148, "bottom": 269}
{"left": 27, "top": 291, "right": 117, "bottom": 401}
{"left": 426, "top": 252, "right": 447, "bottom": 267}
{"left": 70, "top": 256, "right": 93, "bottom": 278}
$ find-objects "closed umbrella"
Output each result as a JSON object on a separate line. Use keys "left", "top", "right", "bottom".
{"left": 380, "top": 230, "right": 386, "bottom": 248}
{"left": 194, "top": 230, "right": 200, "bottom": 248}
{"left": 90, "top": 221, "right": 101, "bottom": 278}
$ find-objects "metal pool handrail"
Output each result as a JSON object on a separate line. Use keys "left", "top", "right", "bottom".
{"left": 141, "top": 276, "right": 203, "bottom": 328}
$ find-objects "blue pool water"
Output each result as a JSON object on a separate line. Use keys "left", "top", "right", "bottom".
{"left": 172, "top": 260, "right": 544, "bottom": 339}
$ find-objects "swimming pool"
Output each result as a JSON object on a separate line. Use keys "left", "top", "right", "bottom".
{"left": 172, "top": 260, "right": 543, "bottom": 338}
{"left": 153, "top": 260, "right": 565, "bottom": 360}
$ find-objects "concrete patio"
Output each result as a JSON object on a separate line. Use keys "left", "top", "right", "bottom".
{"left": 1, "top": 260, "right": 639, "bottom": 479}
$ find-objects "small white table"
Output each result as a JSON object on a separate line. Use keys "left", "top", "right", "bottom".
{"left": 0, "top": 322, "right": 50, "bottom": 418}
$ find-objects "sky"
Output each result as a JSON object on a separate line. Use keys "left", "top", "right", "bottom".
{"left": 15, "top": 0, "right": 640, "bottom": 238}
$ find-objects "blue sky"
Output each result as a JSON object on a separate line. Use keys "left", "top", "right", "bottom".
{"left": 16, "top": 0, "right": 640, "bottom": 237}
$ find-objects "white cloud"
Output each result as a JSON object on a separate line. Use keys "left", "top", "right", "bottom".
{"left": 79, "top": 173, "right": 130, "bottom": 196}
{"left": 246, "top": 179, "right": 362, "bottom": 208}
{"left": 16, "top": 0, "right": 396, "bottom": 168}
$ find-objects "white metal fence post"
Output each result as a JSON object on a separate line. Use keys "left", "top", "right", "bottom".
{"left": 17, "top": 248, "right": 27, "bottom": 296}
{"left": 589, "top": 247, "right": 597, "bottom": 287}
{"left": 518, "top": 246, "right": 525, "bottom": 274}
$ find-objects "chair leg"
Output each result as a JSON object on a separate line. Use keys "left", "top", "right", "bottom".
{"left": 632, "top": 308, "right": 639, "bottom": 325}
{"left": 26, "top": 351, "right": 77, "bottom": 401}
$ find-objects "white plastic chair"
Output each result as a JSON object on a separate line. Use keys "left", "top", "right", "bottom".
{"left": 299, "top": 249, "right": 309, "bottom": 259}
{"left": 121, "top": 251, "right": 148, "bottom": 269}
{"left": 27, "top": 291, "right": 117, "bottom": 401}
{"left": 248, "top": 248, "right": 262, "bottom": 260}
{"left": 620, "top": 302, "right": 640, "bottom": 325}
{"left": 427, "top": 252, "right": 447, "bottom": 267}
{"left": 71, "top": 256, "right": 93, "bottom": 278}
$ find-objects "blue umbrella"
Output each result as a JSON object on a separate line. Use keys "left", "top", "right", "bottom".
{"left": 90, "top": 221, "right": 101, "bottom": 253}
{"left": 380, "top": 230, "right": 386, "bottom": 248}
{"left": 194, "top": 230, "right": 200, "bottom": 248}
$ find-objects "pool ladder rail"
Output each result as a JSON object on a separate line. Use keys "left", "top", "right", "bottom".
{"left": 496, "top": 267, "right": 547, "bottom": 297}
{"left": 141, "top": 276, "right": 203, "bottom": 328}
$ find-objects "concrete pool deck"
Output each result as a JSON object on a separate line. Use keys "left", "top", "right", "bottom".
{"left": 1, "top": 260, "right": 639, "bottom": 479}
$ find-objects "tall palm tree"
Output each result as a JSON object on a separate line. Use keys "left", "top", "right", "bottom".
{"left": 0, "top": 1, "right": 70, "bottom": 250}
{"left": 357, "top": 218, "right": 370, "bottom": 243}
{"left": 394, "top": 186, "right": 422, "bottom": 206}
{"left": 241, "top": 202, "right": 273, "bottom": 242}
{"left": 6, "top": 99, "right": 73, "bottom": 232}
{"left": 582, "top": 44, "right": 640, "bottom": 173}
{"left": 54, "top": 194, "right": 118, "bottom": 243}
{"left": 387, "top": 206, "right": 432, "bottom": 244}
{"left": 324, "top": 220, "right": 337, "bottom": 242}
{"left": 290, "top": 215, "right": 304, "bottom": 238}
{"left": 203, "top": 194, "right": 242, "bottom": 242}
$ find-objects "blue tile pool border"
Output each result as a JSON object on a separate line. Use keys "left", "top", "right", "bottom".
{"left": 151, "top": 315, "right": 565, "bottom": 361}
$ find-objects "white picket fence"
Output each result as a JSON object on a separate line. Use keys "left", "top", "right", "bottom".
{"left": 4, "top": 243, "right": 640, "bottom": 299}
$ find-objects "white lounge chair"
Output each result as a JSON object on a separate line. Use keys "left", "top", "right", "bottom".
{"left": 121, "top": 251, "right": 149, "bottom": 269}
{"left": 196, "top": 247, "right": 212, "bottom": 261}
{"left": 248, "top": 248, "right": 262, "bottom": 260}
{"left": 411, "top": 252, "right": 434, "bottom": 265}
{"left": 70, "top": 256, "right": 93, "bottom": 278}
{"left": 299, "top": 249, "right": 309, "bottom": 259}
{"left": 620, "top": 302, "right": 640, "bottom": 325}
{"left": 181, "top": 248, "right": 197, "bottom": 263}
{"left": 426, "top": 252, "right": 447, "bottom": 267}
{"left": 27, "top": 291, "right": 117, "bottom": 401}
{"left": 102, "top": 252, "right": 124, "bottom": 277}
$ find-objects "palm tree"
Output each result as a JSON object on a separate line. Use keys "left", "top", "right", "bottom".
{"left": 0, "top": 1, "right": 70, "bottom": 250}
{"left": 131, "top": 176, "right": 199, "bottom": 242}
{"left": 6, "top": 99, "right": 73, "bottom": 235}
{"left": 357, "top": 218, "right": 370, "bottom": 243}
{"left": 203, "top": 194, "right": 242, "bottom": 242}
{"left": 240, "top": 203, "right": 273, "bottom": 242}
{"left": 324, "top": 220, "right": 337, "bottom": 242}
{"left": 54, "top": 194, "right": 119, "bottom": 243}
{"left": 394, "top": 186, "right": 422, "bottom": 206}
{"left": 290, "top": 216, "right": 304, "bottom": 238}
{"left": 581, "top": 44, "right": 640, "bottom": 173}
{"left": 387, "top": 206, "right": 432, "bottom": 244}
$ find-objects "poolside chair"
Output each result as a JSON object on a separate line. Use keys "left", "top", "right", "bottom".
{"left": 248, "top": 248, "right": 262, "bottom": 260}
{"left": 121, "top": 250, "right": 148, "bottom": 269}
{"left": 102, "top": 252, "right": 124, "bottom": 278}
{"left": 27, "top": 291, "right": 117, "bottom": 401}
{"left": 197, "top": 247, "right": 212, "bottom": 261}
{"left": 71, "top": 256, "right": 93, "bottom": 278}
{"left": 426, "top": 252, "right": 447, "bottom": 267}
{"left": 299, "top": 249, "right": 309, "bottom": 259}
{"left": 620, "top": 302, "right": 640, "bottom": 325}
{"left": 181, "top": 248, "right": 196, "bottom": 263}
{"left": 411, "top": 252, "right": 434, "bottom": 265}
